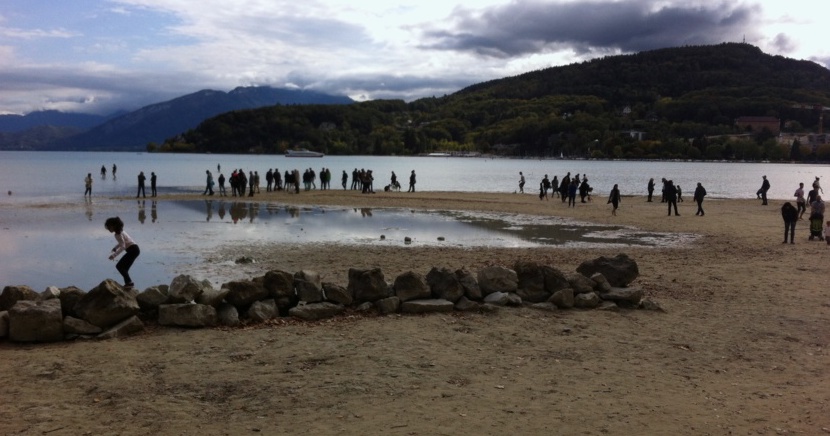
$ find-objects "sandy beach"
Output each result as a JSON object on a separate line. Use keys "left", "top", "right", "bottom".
{"left": 1, "top": 190, "right": 828, "bottom": 435}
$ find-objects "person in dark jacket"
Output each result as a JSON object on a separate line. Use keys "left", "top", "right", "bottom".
{"left": 693, "top": 182, "right": 707, "bottom": 216}
{"left": 665, "top": 180, "right": 679, "bottom": 216}
{"left": 781, "top": 202, "right": 798, "bottom": 244}
{"left": 758, "top": 175, "right": 770, "bottom": 205}
{"left": 607, "top": 184, "right": 621, "bottom": 216}
{"left": 647, "top": 178, "right": 655, "bottom": 202}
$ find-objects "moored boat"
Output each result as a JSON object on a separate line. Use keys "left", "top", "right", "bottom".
{"left": 285, "top": 148, "right": 324, "bottom": 158}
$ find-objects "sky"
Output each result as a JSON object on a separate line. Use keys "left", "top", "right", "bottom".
{"left": 1, "top": 0, "right": 828, "bottom": 115}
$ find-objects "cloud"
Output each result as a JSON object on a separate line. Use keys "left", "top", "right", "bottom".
{"left": 419, "top": 0, "right": 762, "bottom": 59}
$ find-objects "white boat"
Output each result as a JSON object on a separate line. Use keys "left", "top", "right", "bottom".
{"left": 285, "top": 148, "right": 324, "bottom": 158}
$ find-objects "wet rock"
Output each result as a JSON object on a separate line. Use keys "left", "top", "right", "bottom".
{"left": 73, "top": 279, "right": 140, "bottom": 329}
{"left": 567, "top": 273, "right": 596, "bottom": 294}
{"left": 289, "top": 302, "right": 345, "bottom": 321}
{"left": 477, "top": 266, "right": 518, "bottom": 296}
{"left": 0, "top": 285, "right": 39, "bottom": 311}
{"left": 8, "top": 299, "right": 63, "bottom": 342}
{"left": 218, "top": 303, "right": 240, "bottom": 326}
{"left": 573, "top": 292, "right": 600, "bottom": 309}
{"left": 401, "top": 299, "right": 454, "bottom": 314}
{"left": 376, "top": 296, "right": 401, "bottom": 315}
{"left": 455, "top": 267, "right": 482, "bottom": 301}
{"left": 348, "top": 268, "right": 390, "bottom": 303}
{"left": 247, "top": 299, "right": 279, "bottom": 322}
{"left": 63, "top": 316, "right": 103, "bottom": 335}
{"left": 322, "top": 282, "right": 353, "bottom": 306}
{"left": 548, "top": 288, "right": 575, "bottom": 309}
{"left": 576, "top": 254, "right": 639, "bottom": 287}
{"left": 223, "top": 280, "right": 269, "bottom": 308}
{"left": 168, "top": 274, "right": 207, "bottom": 303}
{"left": 394, "top": 271, "right": 431, "bottom": 302}
{"left": 426, "top": 267, "right": 464, "bottom": 302}
{"left": 98, "top": 316, "right": 144, "bottom": 339}
{"left": 295, "top": 279, "right": 324, "bottom": 303}
{"left": 158, "top": 304, "right": 218, "bottom": 327}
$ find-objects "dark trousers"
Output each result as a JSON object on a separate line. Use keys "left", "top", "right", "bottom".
{"left": 137, "top": 184, "right": 145, "bottom": 198}
{"left": 784, "top": 221, "right": 796, "bottom": 243}
{"left": 116, "top": 244, "right": 140, "bottom": 285}
{"left": 667, "top": 199, "right": 679, "bottom": 215}
{"left": 695, "top": 200, "right": 704, "bottom": 215}
{"left": 647, "top": 190, "right": 653, "bottom": 202}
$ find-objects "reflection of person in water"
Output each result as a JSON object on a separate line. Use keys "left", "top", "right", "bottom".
{"left": 138, "top": 200, "right": 146, "bottom": 224}
{"left": 360, "top": 208, "right": 373, "bottom": 217}
{"left": 151, "top": 201, "right": 157, "bottom": 223}
{"left": 218, "top": 202, "right": 226, "bottom": 220}
{"left": 205, "top": 200, "right": 213, "bottom": 222}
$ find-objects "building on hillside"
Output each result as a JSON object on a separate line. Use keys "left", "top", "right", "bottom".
{"left": 735, "top": 116, "right": 780, "bottom": 135}
{"left": 620, "top": 130, "right": 647, "bottom": 141}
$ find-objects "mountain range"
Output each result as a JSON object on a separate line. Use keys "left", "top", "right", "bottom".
{"left": 0, "top": 87, "right": 353, "bottom": 151}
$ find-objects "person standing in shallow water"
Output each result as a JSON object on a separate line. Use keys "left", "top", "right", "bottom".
{"left": 84, "top": 173, "right": 93, "bottom": 197}
{"left": 105, "top": 216, "right": 140, "bottom": 289}
{"left": 150, "top": 172, "right": 157, "bottom": 197}
{"left": 693, "top": 182, "right": 707, "bottom": 216}
{"left": 607, "top": 184, "right": 621, "bottom": 216}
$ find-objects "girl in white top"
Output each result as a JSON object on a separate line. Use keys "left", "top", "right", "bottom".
{"left": 105, "top": 216, "right": 140, "bottom": 288}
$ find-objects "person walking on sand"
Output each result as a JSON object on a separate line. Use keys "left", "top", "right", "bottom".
{"left": 218, "top": 172, "right": 226, "bottom": 196}
{"left": 693, "top": 182, "right": 707, "bottom": 216}
{"left": 518, "top": 172, "right": 525, "bottom": 193}
{"left": 757, "top": 175, "right": 770, "bottom": 205}
{"left": 136, "top": 171, "right": 146, "bottom": 198}
{"left": 647, "top": 178, "right": 655, "bottom": 202}
{"left": 203, "top": 170, "right": 214, "bottom": 196}
{"left": 781, "top": 202, "right": 798, "bottom": 244}
{"left": 607, "top": 184, "right": 621, "bottom": 216}
{"left": 666, "top": 180, "right": 679, "bottom": 216}
{"left": 84, "top": 173, "right": 93, "bottom": 197}
{"left": 150, "top": 172, "right": 157, "bottom": 197}
{"left": 795, "top": 182, "right": 807, "bottom": 220}
{"left": 105, "top": 216, "right": 140, "bottom": 289}
{"left": 408, "top": 170, "right": 416, "bottom": 192}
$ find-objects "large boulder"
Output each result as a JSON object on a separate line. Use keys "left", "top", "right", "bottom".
{"left": 58, "top": 286, "right": 86, "bottom": 318}
{"left": 289, "top": 302, "right": 345, "bottom": 321}
{"left": 544, "top": 267, "right": 570, "bottom": 293}
{"left": 401, "top": 299, "right": 454, "bottom": 314}
{"left": 549, "top": 288, "right": 575, "bottom": 309}
{"left": 348, "top": 268, "right": 390, "bottom": 302}
{"left": 574, "top": 292, "right": 600, "bottom": 309}
{"left": 41, "top": 286, "right": 61, "bottom": 300}
{"left": 323, "top": 282, "right": 353, "bottom": 306}
{"left": 262, "top": 270, "right": 295, "bottom": 300}
{"left": 394, "top": 271, "right": 431, "bottom": 302}
{"left": 8, "top": 299, "right": 63, "bottom": 342}
{"left": 223, "top": 280, "right": 269, "bottom": 308}
{"left": 158, "top": 304, "right": 218, "bottom": 327}
{"left": 477, "top": 266, "right": 518, "bottom": 296}
{"left": 376, "top": 296, "right": 401, "bottom": 315}
{"left": 514, "top": 261, "right": 550, "bottom": 303}
{"left": 455, "top": 267, "right": 482, "bottom": 301}
{"left": 168, "top": 275, "right": 208, "bottom": 303}
{"left": 0, "top": 311, "right": 7, "bottom": 338}
{"left": 0, "top": 285, "right": 39, "bottom": 311}
{"left": 63, "top": 316, "right": 103, "bottom": 335}
{"left": 576, "top": 254, "right": 639, "bottom": 287}
{"left": 567, "top": 273, "right": 596, "bottom": 294}
{"left": 196, "top": 287, "right": 229, "bottom": 307}
{"left": 426, "top": 267, "right": 464, "bottom": 302}
{"left": 294, "top": 270, "right": 321, "bottom": 289}
{"left": 73, "top": 279, "right": 139, "bottom": 328}
{"left": 136, "top": 286, "right": 170, "bottom": 312}
{"left": 217, "top": 303, "right": 240, "bottom": 326}
{"left": 247, "top": 299, "right": 279, "bottom": 322}
{"left": 295, "top": 280, "right": 324, "bottom": 303}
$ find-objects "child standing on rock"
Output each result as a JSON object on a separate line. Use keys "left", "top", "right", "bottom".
{"left": 105, "top": 217, "right": 140, "bottom": 289}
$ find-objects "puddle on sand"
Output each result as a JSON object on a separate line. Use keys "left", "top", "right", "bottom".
{"left": 0, "top": 199, "right": 696, "bottom": 290}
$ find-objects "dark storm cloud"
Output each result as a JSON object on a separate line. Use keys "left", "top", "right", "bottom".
{"left": 420, "top": 0, "right": 761, "bottom": 58}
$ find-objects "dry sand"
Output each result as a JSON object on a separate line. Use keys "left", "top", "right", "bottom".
{"left": 1, "top": 190, "right": 828, "bottom": 435}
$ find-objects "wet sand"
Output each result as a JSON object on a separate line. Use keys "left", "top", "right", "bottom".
{"left": 1, "top": 190, "right": 828, "bottom": 435}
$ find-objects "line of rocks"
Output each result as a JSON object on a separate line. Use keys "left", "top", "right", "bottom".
{"left": 0, "top": 254, "right": 662, "bottom": 343}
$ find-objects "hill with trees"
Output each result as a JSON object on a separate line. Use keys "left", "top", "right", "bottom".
{"left": 165, "top": 43, "right": 830, "bottom": 161}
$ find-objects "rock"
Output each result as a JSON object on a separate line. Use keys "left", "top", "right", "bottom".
{"left": 454, "top": 296, "right": 480, "bottom": 312}
{"left": 483, "top": 291, "right": 510, "bottom": 306}
{"left": 573, "top": 292, "right": 600, "bottom": 309}
{"left": 544, "top": 266, "right": 570, "bottom": 293}
{"left": 548, "top": 288, "right": 575, "bottom": 309}
{"left": 404, "top": 236, "right": 412, "bottom": 244}
{"left": 591, "top": 273, "right": 613, "bottom": 293}
{"left": 348, "top": 268, "right": 390, "bottom": 303}
{"left": 295, "top": 279, "right": 324, "bottom": 303}
{"left": 376, "top": 296, "right": 401, "bottom": 315}
{"left": 426, "top": 267, "right": 464, "bottom": 302}
{"left": 0, "top": 311, "right": 7, "bottom": 338}
{"left": 8, "top": 299, "right": 63, "bottom": 342}
{"left": 289, "top": 302, "right": 345, "bottom": 321}
{"left": 455, "top": 267, "right": 482, "bottom": 301}
{"left": 73, "top": 279, "right": 140, "bottom": 328}
{"left": 506, "top": 293, "right": 523, "bottom": 306}
{"left": 567, "top": 273, "right": 596, "bottom": 294}
{"left": 262, "top": 270, "right": 295, "bottom": 300}
{"left": 196, "top": 287, "right": 229, "bottom": 307}
{"left": 477, "top": 266, "right": 518, "bottom": 296}
{"left": 217, "top": 303, "right": 240, "bottom": 326}
{"left": 576, "top": 254, "right": 639, "bottom": 287}
{"left": 639, "top": 297, "right": 665, "bottom": 312}
{"left": 597, "top": 301, "right": 619, "bottom": 311}
{"left": 136, "top": 286, "right": 170, "bottom": 311}
{"left": 355, "top": 301, "right": 374, "bottom": 312}
{"left": 530, "top": 302, "right": 559, "bottom": 312}
{"left": 599, "top": 287, "right": 644, "bottom": 305}
{"left": 98, "top": 316, "right": 144, "bottom": 339}
{"left": 235, "top": 256, "right": 254, "bottom": 264}
{"left": 223, "top": 280, "right": 269, "bottom": 308}
{"left": 0, "top": 285, "right": 39, "bottom": 311}
{"left": 294, "top": 270, "right": 321, "bottom": 289}
{"left": 394, "top": 271, "right": 431, "bottom": 302}
{"left": 41, "top": 286, "right": 61, "bottom": 300}
{"left": 168, "top": 274, "right": 207, "bottom": 303}
{"left": 63, "top": 316, "right": 103, "bottom": 335}
{"left": 401, "top": 299, "right": 454, "bottom": 314}
{"left": 322, "top": 282, "right": 353, "bottom": 306}
{"left": 58, "top": 286, "right": 86, "bottom": 318}
{"left": 514, "top": 261, "right": 551, "bottom": 303}
{"left": 247, "top": 299, "right": 279, "bottom": 322}
{"left": 158, "top": 304, "right": 218, "bottom": 327}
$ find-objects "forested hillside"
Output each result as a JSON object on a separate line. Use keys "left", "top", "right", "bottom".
{"left": 164, "top": 43, "right": 830, "bottom": 161}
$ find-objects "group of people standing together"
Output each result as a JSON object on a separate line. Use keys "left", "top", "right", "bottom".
{"left": 530, "top": 172, "right": 595, "bottom": 208}
{"left": 646, "top": 177, "right": 708, "bottom": 216}
{"left": 782, "top": 176, "right": 826, "bottom": 244}
{"left": 84, "top": 164, "right": 157, "bottom": 198}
